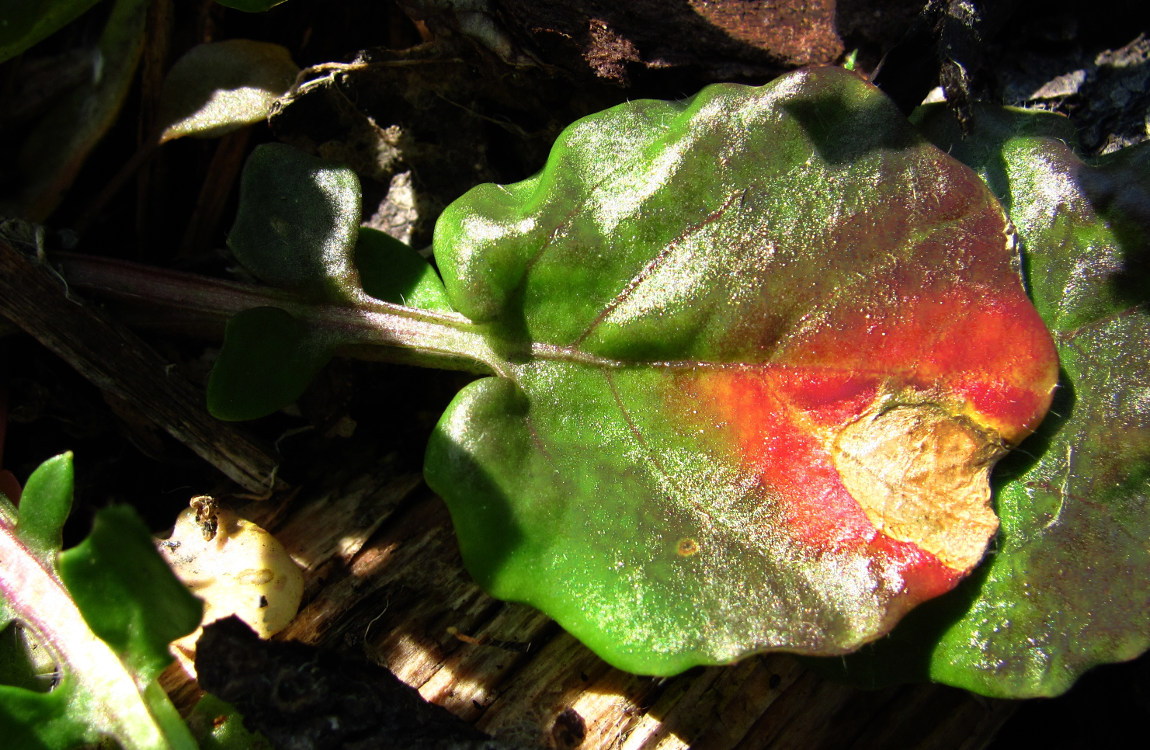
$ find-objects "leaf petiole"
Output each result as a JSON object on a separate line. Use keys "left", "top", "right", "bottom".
{"left": 53, "top": 251, "right": 509, "bottom": 375}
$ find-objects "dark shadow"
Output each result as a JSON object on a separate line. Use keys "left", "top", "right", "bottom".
{"left": 472, "top": 280, "right": 536, "bottom": 365}
{"left": 783, "top": 88, "right": 920, "bottom": 165}
{"left": 835, "top": 0, "right": 945, "bottom": 115}
{"left": 935, "top": 111, "right": 1015, "bottom": 208}
{"left": 197, "top": 616, "right": 493, "bottom": 748}
{"left": 992, "top": 366, "right": 1077, "bottom": 488}
{"left": 836, "top": 0, "right": 1150, "bottom": 136}
{"left": 1077, "top": 153, "right": 1150, "bottom": 312}
{"left": 496, "top": 0, "right": 802, "bottom": 95}
{"left": 987, "top": 648, "right": 1150, "bottom": 749}
{"left": 801, "top": 560, "right": 994, "bottom": 690}
{"left": 423, "top": 381, "right": 528, "bottom": 585}
{"left": 1074, "top": 51, "right": 1150, "bottom": 155}
{"left": 1110, "top": 225, "right": 1150, "bottom": 313}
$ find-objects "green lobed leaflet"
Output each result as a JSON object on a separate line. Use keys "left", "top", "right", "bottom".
{"left": 0, "top": 453, "right": 204, "bottom": 749}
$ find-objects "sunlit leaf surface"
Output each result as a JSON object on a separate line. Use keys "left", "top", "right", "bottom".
{"left": 157, "top": 40, "right": 298, "bottom": 143}
{"left": 814, "top": 107, "right": 1150, "bottom": 698}
{"left": 912, "top": 107, "right": 1149, "bottom": 697}
{"left": 426, "top": 68, "right": 1059, "bottom": 675}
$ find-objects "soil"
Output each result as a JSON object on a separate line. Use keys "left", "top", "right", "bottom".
{"left": 1, "top": 1, "right": 1148, "bottom": 748}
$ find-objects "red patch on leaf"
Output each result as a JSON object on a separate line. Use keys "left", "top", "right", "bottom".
{"left": 784, "top": 285, "right": 1057, "bottom": 440}
{"left": 681, "top": 368, "right": 964, "bottom": 606}
{"left": 677, "top": 279, "right": 1056, "bottom": 589}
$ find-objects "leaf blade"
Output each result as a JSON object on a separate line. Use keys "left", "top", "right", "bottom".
{"left": 228, "top": 143, "right": 362, "bottom": 302}
{"left": 13, "top": 452, "right": 73, "bottom": 564}
{"left": 0, "top": 455, "right": 201, "bottom": 749}
{"left": 157, "top": 40, "right": 299, "bottom": 143}
{"left": 3, "top": 0, "right": 149, "bottom": 220}
{"left": 58, "top": 505, "right": 203, "bottom": 683}
{"left": 821, "top": 108, "right": 1150, "bottom": 698}
{"left": 207, "top": 306, "right": 334, "bottom": 421}
{"left": 918, "top": 108, "right": 1150, "bottom": 697}
{"left": 355, "top": 227, "right": 453, "bottom": 312}
{"left": 0, "top": 0, "right": 102, "bottom": 64}
{"left": 428, "top": 68, "right": 1059, "bottom": 674}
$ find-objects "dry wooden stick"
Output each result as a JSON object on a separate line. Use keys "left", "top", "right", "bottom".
{"left": 0, "top": 239, "right": 284, "bottom": 495}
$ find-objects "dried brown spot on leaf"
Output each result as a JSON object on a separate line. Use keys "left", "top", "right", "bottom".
{"left": 676, "top": 537, "right": 700, "bottom": 556}
{"left": 834, "top": 404, "right": 1004, "bottom": 571}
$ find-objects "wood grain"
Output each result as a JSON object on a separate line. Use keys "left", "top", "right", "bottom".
{"left": 216, "top": 448, "right": 1017, "bottom": 749}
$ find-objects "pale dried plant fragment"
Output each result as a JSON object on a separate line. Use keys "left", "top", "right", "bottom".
{"left": 158, "top": 496, "right": 303, "bottom": 674}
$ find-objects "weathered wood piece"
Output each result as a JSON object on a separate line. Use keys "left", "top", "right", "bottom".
{"left": 204, "top": 448, "right": 1018, "bottom": 749}
{"left": 0, "top": 239, "right": 283, "bottom": 494}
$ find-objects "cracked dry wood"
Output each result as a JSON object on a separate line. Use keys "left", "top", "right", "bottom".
{"left": 162, "top": 444, "right": 1017, "bottom": 749}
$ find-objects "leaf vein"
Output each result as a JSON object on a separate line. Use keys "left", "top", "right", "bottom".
{"left": 569, "top": 188, "right": 748, "bottom": 349}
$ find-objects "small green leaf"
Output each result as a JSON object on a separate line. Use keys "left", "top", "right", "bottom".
{"left": 187, "top": 693, "right": 272, "bottom": 750}
{"left": 0, "top": 680, "right": 87, "bottom": 750}
{"left": 158, "top": 40, "right": 299, "bottom": 143}
{"left": 13, "top": 452, "right": 73, "bottom": 564}
{"left": 58, "top": 505, "right": 203, "bottom": 681}
{"left": 228, "top": 143, "right": 364, "bottom": 303}
{"left": 355, "top": 227, "right": 453, "bottom": 311}
{"left": 427, "top": 68, "right": 1058, "bottom": 675}
{"left": 0, "top": 0, "right": 101, "bottom": 63}
{"left": 0, "top": 454, "right": 201, "bottom": 749}
{"left": 208, "top": 306, "right": 334, "bottom": 421}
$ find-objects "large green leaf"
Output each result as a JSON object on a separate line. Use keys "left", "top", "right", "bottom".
{"left": 425, "top": 67, "right": 1059, "bottom": 675}
{"left": 865, "top": 107, "right": 1148, "bottom": 698}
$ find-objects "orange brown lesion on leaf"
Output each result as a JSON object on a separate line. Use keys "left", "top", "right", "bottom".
{"left": 832, "top": 402, "right": 1004, "bottom": 571}
{"left": 685, "top": 370, "right": 881, "bottom": 549}
{"left": 676, "top": 280, "right": 1058, "bottom": 580}
{"left": 784, "top": 285, "right": 1060, "bottom": 446}
{"left": 685, "top": 370, "right": 1005, "bottom": 578}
